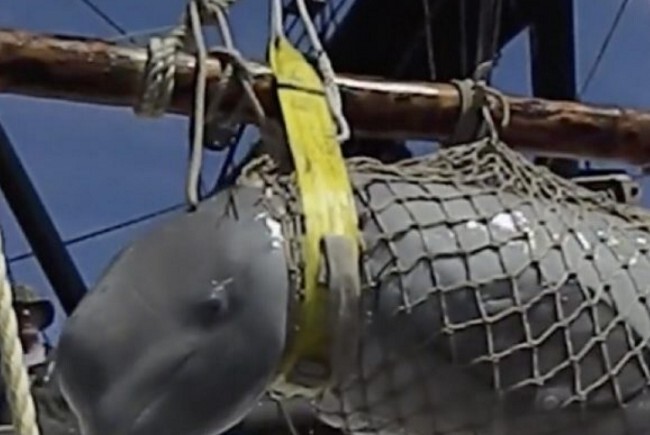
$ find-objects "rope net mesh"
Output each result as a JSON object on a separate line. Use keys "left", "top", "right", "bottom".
{"left": 239, "top": 137, "right": 650, "bottom": 434}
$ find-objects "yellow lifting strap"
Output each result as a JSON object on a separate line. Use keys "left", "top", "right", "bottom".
{"left": 268, "top": 35, "right": 360, "bottom": 395}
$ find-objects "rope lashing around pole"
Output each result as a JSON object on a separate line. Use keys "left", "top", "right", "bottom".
{"left": 134, "top": 0, "right": 266, "bottom": 209}
{"left": 0, "top": 230, "right": 40, "bottom": 435}
{"left": 133, "top": 30, "right": 185, "bottom": 118}
{"left": 446, "top": 60, "right": 510, "bottom": 146}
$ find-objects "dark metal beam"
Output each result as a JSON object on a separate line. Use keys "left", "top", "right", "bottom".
{"left": 4, "top": 28, "right": 650, "bottom": 164}
{"left": 529, "top": 0, "right": 576, "bottom": 99}
{"left": 421, "top": 0, "right": 528, "bottom": 80}
{"left": 283, "top": 0, "right": 325, "bottom": 16}
{"left": 326, "top": 0, "right": 424, "bottom": 75}
{"left": 324, "top": 0, "right": 423, "bottom": 161}
{"left": 528, "top": 0, "right": 579, "bottom": 177}
{"left": 0, "top": 122, "right": 87, "bottom": 314}
{"left": 324, "top": 0, "right": 530, "bottom": 163}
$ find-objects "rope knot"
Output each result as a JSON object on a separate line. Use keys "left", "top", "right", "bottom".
{"left": 134, "top": 32, "right": 184, "bottom": 118}
{"left": 447, "top": 60, "right": 510, "bottom": 145}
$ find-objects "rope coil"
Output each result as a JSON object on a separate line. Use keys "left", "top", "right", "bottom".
{"left": 134, "top": 32, "right": 184, "bottom": 118}
{"left": 0, "top": 230, "right": 40, "bottom": 435}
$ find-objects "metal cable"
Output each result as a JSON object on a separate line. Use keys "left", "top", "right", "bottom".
{"left": 490, "top": 0, "right": 504, "bottom": 61}
{"left": 475, "top": 0, "right": 503, "bottom": 80}
{"left": 106, "top": 25, "right": 177, "bottom": 43}
{"left": 7, "top": 203, "right": 185, "bottom": 265}
{"left": 422, "top": 0, "right": 436, "bottom": 80}
{"left": 214, "top": 124, "right": 246, "bottom": 192}
{"left": 75, "top": 0, "right": 129, "bottom": 36}
{"left": 271, "top": 0, "right": 351, "bottom": 143}
{"left": 459, "top": 0, "right": 468, "bottom": 76}
{"left": 580, "top": 0, "right": 631, "bottom": 96}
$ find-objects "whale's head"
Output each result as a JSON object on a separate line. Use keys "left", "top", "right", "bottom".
{"left": 57, "top": 187, "right": 290, "bottom": 435}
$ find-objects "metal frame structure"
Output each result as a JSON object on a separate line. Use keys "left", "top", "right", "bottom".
{"left": 284, "top": 0, "right": 581, "bottom": 169}
{"left": 0, "top": 122, "right": 86, "bottom": 314}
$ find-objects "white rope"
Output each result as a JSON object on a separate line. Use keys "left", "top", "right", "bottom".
{"left": 270, "top": 0, "right": 285, "bottom": 44}
{"left": 271, "top": 0, "right": 351, "bottom": 143}
{"left": 201, "top": 0, "right": 265, "bottom": 141}
{"left": 134, "top": 0, "right": 266, "bottom": 209}
{"left": 0, "top": 232, "right": 40, "bottom": 435}
{"left": 186, "top": 0, "right": 210, "bottom": 208}
{"left": 185, "top": 0, "right": 266, "bottom": 208}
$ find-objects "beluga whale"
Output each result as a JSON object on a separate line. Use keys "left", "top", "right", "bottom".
{"left": 57, "top": 149, "right": 650, "bottom": 435}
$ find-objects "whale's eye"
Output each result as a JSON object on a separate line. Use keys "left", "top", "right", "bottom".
{"left": 195, "top": 280, "right": 231, "bottom": 326}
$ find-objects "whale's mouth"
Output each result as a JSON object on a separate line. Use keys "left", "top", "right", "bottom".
{"left": 116, "top": 346, "right": 198, "bottom": 435}
{"left": 126, "top": 385, "right": 176, "bottom": 435}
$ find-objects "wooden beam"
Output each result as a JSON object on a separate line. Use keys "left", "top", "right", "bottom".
{"left": 1, "top": 28, "right": 650, "bottom": 165}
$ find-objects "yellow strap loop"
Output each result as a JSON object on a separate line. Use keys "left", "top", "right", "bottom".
{"left": 269, "top": 35, "right": 359, "bottom": 395}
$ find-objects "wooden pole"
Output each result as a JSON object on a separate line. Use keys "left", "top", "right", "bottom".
{"left": 1, "top": 28, "right": 650, "bottom": 165}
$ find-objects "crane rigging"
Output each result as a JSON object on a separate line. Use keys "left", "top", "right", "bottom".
{"left": 0, "top": 1, "right": 650, "bottom": 435}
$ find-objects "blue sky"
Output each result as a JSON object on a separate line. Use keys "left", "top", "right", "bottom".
{"left": 0, "top": 0, "right": 649, "bottom": 338}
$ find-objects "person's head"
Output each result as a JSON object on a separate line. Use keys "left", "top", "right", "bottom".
{"left": 13, "top": 284, "right": 54, "bottom": 351}
{"left": 57, "top": 187, "right": 290, "bottom": 435}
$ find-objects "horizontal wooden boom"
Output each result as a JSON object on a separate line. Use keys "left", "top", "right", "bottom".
{"left": 0, "top": 28, "right": 649, "bottom": 165}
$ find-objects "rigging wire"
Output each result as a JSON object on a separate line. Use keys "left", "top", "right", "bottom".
{"left": 577, "top": 0, "right": 631, "bottom": 172}
{"left": 75, "top": 0, "right": 130, "bottom": 37}
{"left": 489, "top": 0, "right": 503, "bottom": 66}
{"left": 214, "top": 124, "right": 246, "bottom": 192}
{"left": 579, "top": 0, "right": 631, "bottom": 96}
{"left": 106, "top": 25, "right": 177, "bottom": 43}
{"left": 459, "top": 0, "right": 468, "bottom": 76}
{"left": 7, "top": 203, "right": 185, "bottom": 265}
{"left": 475, "top": 0, "right": 503, "bottom": 78}
{"left": 421, "top": 0, "right": 436, "bottom": 80}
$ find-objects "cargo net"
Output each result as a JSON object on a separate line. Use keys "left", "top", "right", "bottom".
{"left": 238, "top": 136, "right": 650, "bottom": 435}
